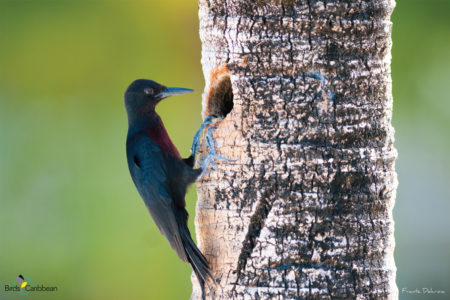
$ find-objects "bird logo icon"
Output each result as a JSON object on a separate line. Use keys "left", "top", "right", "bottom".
{"left": 15, "top": 274, "right": 32, "bottom": 295}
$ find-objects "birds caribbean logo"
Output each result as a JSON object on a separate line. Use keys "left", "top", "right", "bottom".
{"left": 14, "top": 274, "right": 32, "bottom": 295}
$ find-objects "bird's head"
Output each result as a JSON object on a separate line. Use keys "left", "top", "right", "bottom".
{"left": 124, "top": 79, "right": 193, "bottom": 117}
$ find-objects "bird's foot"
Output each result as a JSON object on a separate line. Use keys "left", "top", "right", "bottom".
{"left": 200, "top": 126, "right": 234, "bottom": 171}
{"left": 190, "top": 114, "right": 217, "bottom": 157}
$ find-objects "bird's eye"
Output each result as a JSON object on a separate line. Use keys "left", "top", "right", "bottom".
{"left": 144, "top": 88, "right": 154, "bottom": 95}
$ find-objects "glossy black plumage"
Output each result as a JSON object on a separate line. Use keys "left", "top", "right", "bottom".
{"left": 124, "top": 79, "right": 212, "bottom": 298}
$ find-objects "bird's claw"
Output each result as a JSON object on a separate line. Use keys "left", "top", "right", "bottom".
{"left": 190, "top": 114, "right": 234, "bottom": 173}
{"left": 190, "top": 115, "right": 217, "bottom": 157}
{"left": 201, "top": 126, "right": 234, "bottom": 171}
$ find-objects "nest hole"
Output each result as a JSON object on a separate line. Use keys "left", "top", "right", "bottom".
{"left": 205, "top": 66, "right": 234, "bottom": 118}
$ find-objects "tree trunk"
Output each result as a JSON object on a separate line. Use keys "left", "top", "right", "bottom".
{"left": 194, "top": 0, "right": 397, "bottom": 299}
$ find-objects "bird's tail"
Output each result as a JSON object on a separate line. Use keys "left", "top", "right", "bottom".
{"left": 177, "top": 212, "right": 214, "bottom": 300}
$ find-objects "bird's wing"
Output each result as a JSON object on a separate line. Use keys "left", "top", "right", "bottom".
{"left": 129, "top": 135, "right": 171, "bottom": 205}
{"left": 128, "top": 135, "right": 188, "bottom": 261}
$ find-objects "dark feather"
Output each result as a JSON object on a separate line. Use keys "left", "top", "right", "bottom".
{"left": 126, "top": 133, "right": 212, "bottom": 298}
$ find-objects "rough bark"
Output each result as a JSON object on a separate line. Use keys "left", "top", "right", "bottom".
{"left": 194, "top": 0, "right": 397, "bottom": 299}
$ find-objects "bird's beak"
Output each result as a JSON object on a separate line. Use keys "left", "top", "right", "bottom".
{"left": 159, "top": 87, "right": 194, "bottom": 99}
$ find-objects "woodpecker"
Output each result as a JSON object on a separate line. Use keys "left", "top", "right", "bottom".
{"left": 124, "top": 79, "right": 226, "bottom": 299}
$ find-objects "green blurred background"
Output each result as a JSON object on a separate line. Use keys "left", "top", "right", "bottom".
{"left": 0, "top": 0, "right": 448, "bottom": 299}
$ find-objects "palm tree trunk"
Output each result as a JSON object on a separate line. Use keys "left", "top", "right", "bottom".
{"left": 194, "top": 0, "right": 398, "bottom": 299}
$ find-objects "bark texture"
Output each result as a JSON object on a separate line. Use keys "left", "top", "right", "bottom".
{"left": 194, "top": 0, "right": 397, "bottom": 299}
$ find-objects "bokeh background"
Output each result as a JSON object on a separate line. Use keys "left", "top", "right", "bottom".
{"left": 0, "top": 0, "right": 448, "bottom": 299}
